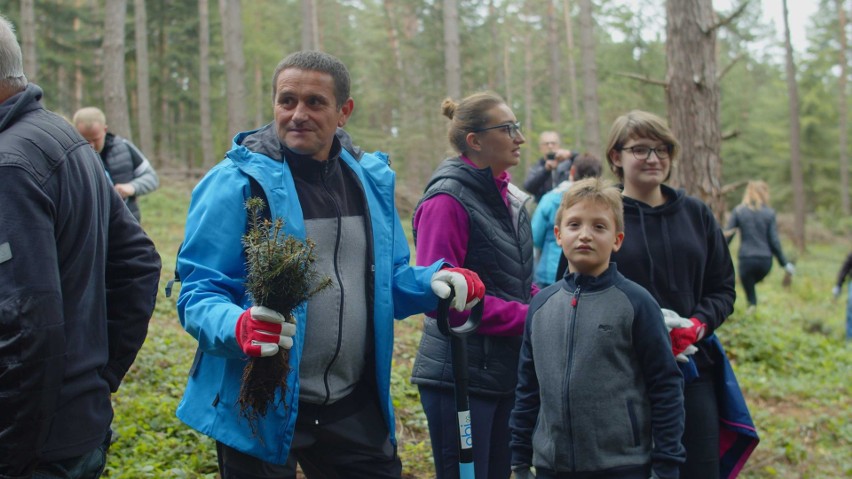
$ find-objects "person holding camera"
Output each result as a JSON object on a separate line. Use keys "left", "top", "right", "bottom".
{"left": 523, "top": 131, "right": 575, "bottom": 203}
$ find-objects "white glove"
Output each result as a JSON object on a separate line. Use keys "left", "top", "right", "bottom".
{"left": 430, "top": 268, "right": 484, "bottom": 311}
{"left": 661, "top": 308, "right": 692, "bottom": 331}
{"left": 784, "top": 263, "right": 796, "bottom": 275}
{"left": 832, "top": 285, "right": 841, "bottom": 299}
{"left": 661, "top": 308, "right": 698, "bottom": 363}
{"left": 512, "top": 466, "right": 536, "bottom": 479}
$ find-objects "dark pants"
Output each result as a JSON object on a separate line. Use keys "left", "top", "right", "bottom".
{"left": 217, "top": 396, "right": 401, "bottom": 479}
{"left": 681, "top": 372, "right": 720, "bottom": 479}
{"left": 33, "top": 430, "right": 112, "bottom": 479}
{"left": 738, "top": 256, "right": 772, "bottom": 306}
{"left": 419, "top": 385, "right": 513, "bottom": 479}
{"left": 534, "top": 464, "right": 650, "bottom": 479}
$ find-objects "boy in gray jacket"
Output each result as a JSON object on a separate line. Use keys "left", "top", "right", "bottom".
{"left": 510, "top": 178, "right": 685, "bottom": 479}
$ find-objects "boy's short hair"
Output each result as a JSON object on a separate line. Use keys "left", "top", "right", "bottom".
{"left": 555, "top": 177, "right": 624, "bottom": 233}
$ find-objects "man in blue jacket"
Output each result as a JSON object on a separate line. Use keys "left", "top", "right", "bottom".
{"left": 175, "top": 50, "right": 484, "bottom": 478}
{"left": 0, "top": 15, "right": 161, "bottom": 478}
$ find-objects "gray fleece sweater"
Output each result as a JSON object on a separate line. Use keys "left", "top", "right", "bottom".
{"left": 510, "top": 264, "right": 685, "bottom": 479}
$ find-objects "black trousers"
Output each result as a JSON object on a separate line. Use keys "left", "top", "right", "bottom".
{"left": 738, "top": 256, "right": 772, "bottom": 306}
{"left": 217, "top": 395, "right": 401, "bottom": 479}
{"left": 680, "top": 372, "right": 720, "bottom": 479}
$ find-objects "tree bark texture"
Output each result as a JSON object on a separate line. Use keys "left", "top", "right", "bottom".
{"left": 782, "top": 0, "right": 806, "bottom": 251}
{"left": 562, "top": 0, "right": 581, "bottom": 148}
{"left": 443, "top": 0, "right": 461, "bottom": 99}
{"left": 665, "top": 0, "right": 724, "bottom": 218}
{"left": 839, "top": 0, "right": 850, "bottom": 216}
{"left": 134, "top": 0, "right": 155, "bottom": 160}
{"left": 219, "top": 0, "right": 248, "bottom": 140}
{"left": 103, "top": 0, "right": 132, "bottom": 140}
{"left": 198, "top": 0, "right": 215, "bottom": 171}
{"left": 547, "top": 0, "right": 562, "bottom": 126}
{"left": 578, "top": 0, "right": 600, "bottom": 155}
{"left": 20, "top": 0, "right": 37, "bottom": 81}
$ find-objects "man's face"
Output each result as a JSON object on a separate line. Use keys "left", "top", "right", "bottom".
{"left": 539, "top": 133, "right": 559, "bottom": 155}
{"left": 274, "top": 68, "right": 353, "bottom": 161}
{"left": 77, "top": 122, "right": 107, "bottom": 153}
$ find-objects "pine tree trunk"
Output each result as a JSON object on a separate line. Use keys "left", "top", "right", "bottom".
{"left": 104, "top": 0, "right": 132, "bottom": 139}
{"left": 198, "top": 0, "right": 215, "bottom": 170}
{"left": 546, "top": 0, "right": 561, "bottom": 126}
{"left": 219, "top": 0, "right": 248, "bottom": 139}
{"left": 134, "top": 0, "right": 155, "bottom": 162}
{"left": 782, "top": 0, "right": 807, "bottom": 251}
{"left": 839, "top": 0, "right": 850, "bottom": 215}
{"left": 665, "top": 0, "right": 725, "bottom": 218}
{"left": 443, "top": 0, "right": 461, "bottom": 99}
{"left": 562, "top": 0, "right": 581, "bottom": 148}
{"left": 577, "top": 0, "right": 600, "bottom": 155}
{"left": 20, "top": 0, "right": 37, "bottom": 81}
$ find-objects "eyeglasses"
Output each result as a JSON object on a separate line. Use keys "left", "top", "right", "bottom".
{"left": 619, "top": 145, "right": 671, "bottom": 161}
{"left": 472, "top": 122, "right": 524, "bottom": 141}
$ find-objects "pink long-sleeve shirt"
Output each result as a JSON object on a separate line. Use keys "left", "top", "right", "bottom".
{"left": 413, "top": 156, "right": 538, "bottom": 336}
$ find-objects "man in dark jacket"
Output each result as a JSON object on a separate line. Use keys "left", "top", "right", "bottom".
{"left": 73, "top": 106, "right": 160, "bottom": 222}
{"left": 0, "top": 15, "right": 161, "bottom": 478}
{"left": 522, "top": 131, "right": 575, "bottom": 203}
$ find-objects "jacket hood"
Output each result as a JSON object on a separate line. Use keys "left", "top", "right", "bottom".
{"left": 0, "top": 83, "right": 41, "bottom": 133}
{"left": 620, "top": 183, "right": 686, "bottom": 216}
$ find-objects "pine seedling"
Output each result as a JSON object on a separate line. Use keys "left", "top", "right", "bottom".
{"left": 239, "top": 197, "right": 331, "bottom": 434}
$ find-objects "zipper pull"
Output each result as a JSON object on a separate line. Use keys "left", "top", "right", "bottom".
{"left": 571, "top": 286, "right": 580, "bottom": 307}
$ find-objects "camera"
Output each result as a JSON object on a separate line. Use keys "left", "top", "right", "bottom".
{"left": 546, "top": 152, "right": 557, "bottom": 160}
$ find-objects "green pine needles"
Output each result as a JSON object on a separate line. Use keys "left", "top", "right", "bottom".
{"left": 239, "top": 197, "right": 331, "bottom": 434}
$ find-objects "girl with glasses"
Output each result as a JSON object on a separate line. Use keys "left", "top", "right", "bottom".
{"left": 410, "top": 91, "right": 537, "bottom": 479}
{"left": 601, "top": 110, "right": 758, "bottom": 479}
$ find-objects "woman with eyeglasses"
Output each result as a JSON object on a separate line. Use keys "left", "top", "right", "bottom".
{"left": 410, "top": 91, "right": 537, "bottom": 479}
{"left": 602, "top": 110, "right": 758, "bottom": 479}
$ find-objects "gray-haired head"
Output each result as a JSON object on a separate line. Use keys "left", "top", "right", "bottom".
{"left": 0, "top": 15, "right": 27, "bottom": 93}
{"left": 271, "top": 51, "right": 350, "bottom": 108}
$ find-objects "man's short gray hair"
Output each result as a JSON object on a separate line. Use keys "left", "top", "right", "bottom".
{"left": 0, "top": 15, "right": 27, "bottom": 90}
{"left": 271, "top": 51, "right": 350, "bottom": 108}
{"left": 0, "top": 15, "right": 27, "bottom": 91}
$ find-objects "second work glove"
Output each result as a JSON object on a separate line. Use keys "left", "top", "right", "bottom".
{"left": 431, "top": 267, "right": 486, "bottom": 311}
{"left": 236, "top": 306, "right": 296, "bottom": 357}
{"left": 661, "top": 308, "right": 698, "bottom": 362}
{"left": 669, "top": 316, "right": 706, "bottom": 358}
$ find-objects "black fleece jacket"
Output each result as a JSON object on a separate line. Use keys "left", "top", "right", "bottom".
{"left": 611, "top": 184, "right": 736, "bottom": 370}
{"left": 0, "top": 84, "right": 161, "bottom": 477}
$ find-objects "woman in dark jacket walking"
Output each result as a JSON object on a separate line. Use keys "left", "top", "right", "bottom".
{"left": 725, "top": 180, "right": 795, "bottom": 311}
{"left": 411, "top": 91, "right": 537, "bottom": 479}
{"left": 604, "top": 110, "right": 757, "bottom": 479}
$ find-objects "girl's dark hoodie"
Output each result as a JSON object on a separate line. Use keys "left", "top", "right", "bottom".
{"left": 611, "top": 184, "right": 736, "bottom": 371}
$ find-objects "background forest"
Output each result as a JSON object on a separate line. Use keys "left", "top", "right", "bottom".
{"left": 2, "top": 0, "right": 852, "bottom": 235}
{"left": 2, "top": 0, "right": 851, "bottom": 478}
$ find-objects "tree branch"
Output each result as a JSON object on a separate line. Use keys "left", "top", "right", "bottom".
{"left": 722, "top": 129, "right": 740, "bottom": 141}
{"left": 616, "top": 72, "right": 668, "bottom": 87}
{"left": 721, "top": 179, "right": 748, "bottom": 195}
{"left": 705, "top": 0, "right": 751, "bottom": 34}
{"left": 718, "top": 52, "right": 747, "bottom": 81}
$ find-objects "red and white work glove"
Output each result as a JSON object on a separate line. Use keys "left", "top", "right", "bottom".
{"left": 430, "top": 267, "right": 486, "bottom": 312}
{"left": 235, "top": 306, "right": 296, "bottom": 357}
{"left": 661, "top": 308, "right": 703, "bottom": 363}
